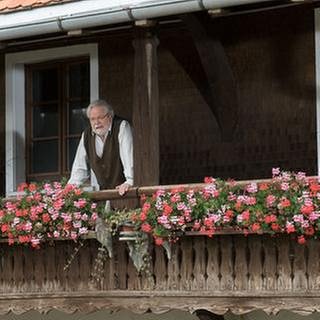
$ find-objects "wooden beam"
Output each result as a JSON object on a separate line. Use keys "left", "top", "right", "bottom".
{"left": 180, "top": 13, "right": 238, "bottom": 141}
{"left": 132, "top": 26, "right": 160, "bottom": 186}
{"left": 1, "top": 291, "right": 320, "bottom": 314}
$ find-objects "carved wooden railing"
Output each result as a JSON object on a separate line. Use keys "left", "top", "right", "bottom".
{"left": 1, "top": 181, "right": 320, "bottom": 316}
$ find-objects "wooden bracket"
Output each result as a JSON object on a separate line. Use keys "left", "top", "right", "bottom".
{"left": 67, "top": 29, "right": 91, "bottom": 37}
{"left": 207, "top": 8, "right": 228, "bottom": 17}
{"left": 178, "top": 13, "right": 238, "bottom": 141}
{"left": 134, "top": 19, "right": 157, "bottom": 28}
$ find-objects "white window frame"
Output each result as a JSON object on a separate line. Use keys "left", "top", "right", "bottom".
{"left": 5, "top": 43, "right": 99, "bottom": 195}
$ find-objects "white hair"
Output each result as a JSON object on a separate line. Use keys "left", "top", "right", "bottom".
{"left": 86, "top": 99, "right": 114, "bottom": 118}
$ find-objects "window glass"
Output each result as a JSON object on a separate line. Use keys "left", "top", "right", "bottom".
{"left": 69, "top": 63, "right": 90, "bottom": 99}
{"left": 31, "top": 140, "right": 58, "bottom": 174}
{"left": 32, "top": 68, "right": 58, "bottom": 102}
{"left": 32, "top": 104, "right": 58, "bottom": 138}
{"left": 68, "top": 101, "right": 88, "bottom": 135}
{"left": 26, "top": 58, "right": 90, "bottom": 181}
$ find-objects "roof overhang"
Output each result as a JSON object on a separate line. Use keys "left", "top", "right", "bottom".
{"left": 0, "top": 0, "right": 285, "bottom": 41}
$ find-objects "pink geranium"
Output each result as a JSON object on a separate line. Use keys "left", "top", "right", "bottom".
{"left": 0, "top": 182, "right": 98, "bottom": 248}
{"left": 132, "top": 169, "right": 320, "bottom": 245}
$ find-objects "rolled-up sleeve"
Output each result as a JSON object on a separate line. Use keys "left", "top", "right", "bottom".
{"left": 119, "top": 121, "right": 134, "bottom": 186}
{"left": 68, "top": 133, "right": 90, "bottom": 186}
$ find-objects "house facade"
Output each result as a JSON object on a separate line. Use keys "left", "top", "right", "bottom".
{"left": 0, "top": 0, "right": 318, "bottom": 195}
{"left": 0, "top": 0, "right": 320, "bottom": 319}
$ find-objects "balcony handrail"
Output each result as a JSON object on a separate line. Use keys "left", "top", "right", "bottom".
{"left": 4, "top": 175, "right": 318, "bottom": 203}
{"left": 89, "top": 177, "right": 279, "bottom": 202}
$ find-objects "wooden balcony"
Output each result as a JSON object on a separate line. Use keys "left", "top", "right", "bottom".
{"left": 1, "top": 183, "right": 320, "bottom": 316}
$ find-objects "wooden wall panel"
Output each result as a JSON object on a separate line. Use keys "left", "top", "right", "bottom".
{"left": 0, "top": 235, "right": 320, "bottom": 315}
{"left": 0, "top": 6, "right": 315, "bottom": 193}
{"left": 99, "top": 36, "right": 134, "bottom": 122}
{"left": 0, "top": 235, "right": 315, "bottom": 294}
{"left": 158, "top": 5, "right": 316, "bottom": 184}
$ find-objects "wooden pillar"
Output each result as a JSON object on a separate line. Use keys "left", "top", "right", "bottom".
{"left": 132, "top": 22, "right": 160, "bottom": 186}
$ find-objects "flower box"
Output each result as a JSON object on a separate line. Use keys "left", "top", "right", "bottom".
{"left": 125, "top": 169, "right": 320, "bottom": 246}
{"left": 0, "top": 182, "right": 98, "bottom": 248}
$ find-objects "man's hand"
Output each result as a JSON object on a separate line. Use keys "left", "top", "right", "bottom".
{"left": 116, "top": 182, "right": 131, "bottom": 196}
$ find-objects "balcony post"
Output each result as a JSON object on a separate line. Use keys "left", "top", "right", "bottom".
{"left": 132, "top": 21, "right": 160, "bottom": 186}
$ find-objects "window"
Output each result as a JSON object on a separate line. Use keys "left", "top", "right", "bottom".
{"left": 25, "top": 58, "right": 90, "bottom": 182}
{"left": 5, "top": 43, "right": 98, "bottom": 195}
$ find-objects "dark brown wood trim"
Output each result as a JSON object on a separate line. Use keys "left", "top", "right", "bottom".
{"left": 132, "top": 26, "right": 160, "bottom": 186}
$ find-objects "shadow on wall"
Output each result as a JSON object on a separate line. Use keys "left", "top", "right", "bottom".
{"left": 225, "top": 310, "right": 320, "bottom": 320}
{"left": 4, "top": 130, "right": 26, "bottom": 195}
{"left": 0, "top": 310, "right": 199, "bottom": 320}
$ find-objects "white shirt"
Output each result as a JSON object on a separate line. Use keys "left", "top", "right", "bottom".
{"left": 68, "top": 120, "right": 133, "bottom": 190}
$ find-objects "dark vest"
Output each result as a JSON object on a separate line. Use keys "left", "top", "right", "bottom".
{"left": 83, "top": 116, "right": 126, "bottom": 190}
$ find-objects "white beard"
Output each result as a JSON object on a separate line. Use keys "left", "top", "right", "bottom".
{"left": 92, "top": 127, "right": 108, "bottom": 137}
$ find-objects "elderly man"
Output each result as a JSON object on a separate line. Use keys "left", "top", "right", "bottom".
{"left": 69, "top": 99, "right": 133, "bottom": 195}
